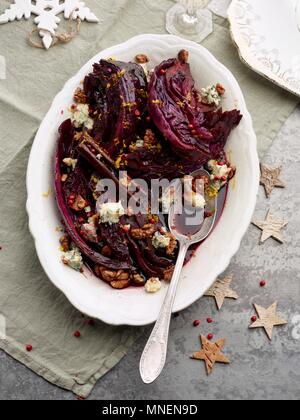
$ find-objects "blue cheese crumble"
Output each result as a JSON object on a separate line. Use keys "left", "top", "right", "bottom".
{"left": 201, "top": 85, "right": 222, "bottom": 107}
{"left": 99, "top": 201, "right": 125, "bottom": 224}
{"left": 70, "top": 104, "right": 94, "bottom": 130}
{"left": 63, "top": 157, "right": 77, "bottom": 170}
{"left": 61, "top": 247, "right": 83, "bottom": 271}
{"left": 152, "top": 231, "right": 171, "bottom": 249}
{"left": 135, "top": 138, "right": 144, "bottom": 148}
{"left": 206, "top": 159, "right": 233, "bottom": 198}
{"left": 208, "top": 160, "right": 231, "bottom": 185}
{"left": 145, "top": 277, "right": 162, "bottom": 293}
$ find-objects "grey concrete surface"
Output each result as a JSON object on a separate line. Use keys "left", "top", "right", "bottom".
{"left": 0, "top": 108, "right": 299, "bottom": 401}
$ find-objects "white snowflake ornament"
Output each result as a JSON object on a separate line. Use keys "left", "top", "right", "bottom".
{"left": 0, "top": 1, "right": 99, "bottom": 49}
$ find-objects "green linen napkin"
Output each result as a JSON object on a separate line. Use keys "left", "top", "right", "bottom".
{"left": 0, "top": 0, "right": 298, "bottom": 397}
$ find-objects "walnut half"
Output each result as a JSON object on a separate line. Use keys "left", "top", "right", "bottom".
{"left": 132, "top": 273, "right": 146, "bottom": 285}
{"left": 135, "top": 54, "right": 149, "bottom": 64}
{"left": 178, "top": 49, "right": 189, "bottom": 64}
{"left": 95, "top": 265, "right": 130, "bottom": 286}
{"left": 110, "top": 279, "right": 131, "bottom": 289}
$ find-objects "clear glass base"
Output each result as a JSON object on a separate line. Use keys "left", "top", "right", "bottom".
{"left": 166, "top": 4, "right": 213, "bottom": 43}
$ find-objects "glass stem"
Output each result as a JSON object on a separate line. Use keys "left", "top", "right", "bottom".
{"left": 184, "top": 0, "right": 195, "bottom": 16}
{"left": 181, "top": 0, "right": 204, "bottom": 18}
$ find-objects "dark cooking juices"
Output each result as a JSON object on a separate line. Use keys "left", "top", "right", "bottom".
{"left": 173, "top": 207, "right": 206, "bottom": 238}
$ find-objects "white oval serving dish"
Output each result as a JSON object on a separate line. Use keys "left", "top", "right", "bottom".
{"left": 228, "top": 0, "right": 300, "bottom": 97}
{"left": 26, "top": 34, "right": 259, "bottom": 326}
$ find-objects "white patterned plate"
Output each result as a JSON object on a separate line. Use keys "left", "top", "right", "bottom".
{"left": 228, "top": 0, "right": 300, "bottom": 97}
{"left": 26, "top": 34, "right": 259, "bottom": 326}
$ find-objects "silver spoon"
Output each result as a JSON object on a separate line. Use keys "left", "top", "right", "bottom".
{"left": 140, "top": 169, "right": 218, "bottom": 384}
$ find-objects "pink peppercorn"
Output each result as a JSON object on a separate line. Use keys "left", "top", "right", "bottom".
{"left": 260, "top": 280, "right": 267, "bottom": 287}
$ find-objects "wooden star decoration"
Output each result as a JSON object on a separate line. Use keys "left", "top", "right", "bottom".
{"left": 249, "top": 302, "right": 287, "bottom": 340}
{"left": 191, "top": 335, "right": 230, "bottom": 375}
{"left": 260, "top": 164, "right": 285, "bottom": 198}
{"left": 204, "top": 274, "right": 239, "bottom": 310}
{"left": 252, "top": 209, "right": 288, "bottom": 244}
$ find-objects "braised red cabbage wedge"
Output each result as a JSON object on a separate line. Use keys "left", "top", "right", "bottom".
{"left": 54, "top": 51, "right": 242, "bottom": 290}
{"left": 84, "top": 59, "right": 148, "bottom": 157}
{"left": 148, "top": 51, "right": 242, "bottom": 163}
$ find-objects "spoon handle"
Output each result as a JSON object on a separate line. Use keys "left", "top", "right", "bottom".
{"left": 139, "top": 241, "right": 189, "bottom": 384}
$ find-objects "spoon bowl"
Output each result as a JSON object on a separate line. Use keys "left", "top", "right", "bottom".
{"left": 169, "top": 169, "right": 218, "bottom": 244}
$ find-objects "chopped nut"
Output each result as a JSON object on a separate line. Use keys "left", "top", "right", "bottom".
{"left": 95, "top": 266, "right": 129, "bottom": 283}
{"left": 74, "top": 88, "right": 88, "bottom": 104}
{"left": 166, "top": 233, "right": 178, "bottom": 256}
{"left": 135, "top": 54, "right": 149, "bottom": 64}
{"left": 59, "top": 235, "right": 71, "bottom": 252}
{"left": 42, "top": 189, "right": 52, "bottom": 198}
{"left": 164, "top": 266, "right": 175, "bottom": 282}
{"left": 178, "top": 49, "right": 189, "bottom": 63}
{"left": 70, "top": 195, "right": 88, "bottom": 212}
{"left": 131, "top": 224, "right": 156, "bottom": 240}
{"left": 130, "top": 228, "right": 144, "bottom": 240}
{"left": 216, "top": 83, "right": 226, "bottom": 96}
{"left": 144, "top": 129, "right": 155, "bottom": 146}
{"left": 101, "top": 245, "right": 112, "bottom": 257}
{"left": 61, "top": 174, "right": 68, "bottom": 182}
{"left": 110, "top": 279, "right": 131, "bottom": 289}
{"left": 95, "top": 266, "right": 112, "bottom": 282}
{"left": 132, "top": 273, "right": 146, "bottom": 285}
